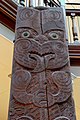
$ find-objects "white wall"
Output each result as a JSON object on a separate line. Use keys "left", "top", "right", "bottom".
{"left": 0, "top": 23, "right": 15, "bottom": 41}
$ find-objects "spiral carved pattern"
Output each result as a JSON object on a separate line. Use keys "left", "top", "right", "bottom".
{"left": 52, "top": 71, "right": 72, "bottom": 92}
{"left": 48, "top": 10, "right": 62, "bottom": 21}
{"left": 12, "top": 70, "right": 33, "bottom": 104}
{"left": 8, "top": 7, "right": 76, "bottom": 120}
{"left": 42, "top": 8, "right": 65, "bottom": 32}
{"left": 42, "top": 9, "right": 62, "bottom": 23}
{"left": 19, "top": 8, "right": 34, "bottom": 21}
{"left": 14, "top": 39, "right": 68, "bottom": 72}
{"left": 51, "top": 71, "right": 72, "bottom": 103}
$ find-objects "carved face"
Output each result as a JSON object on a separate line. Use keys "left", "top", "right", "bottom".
{"left": 14, "top": 27, "right": 68, "bottom": 72}
{"left": 12, "top": 69, "right": 72, "bottom": 107}
{"left": 14, "top": 8, "right": 69, "bottom": 72}
{"left": 9, "top": 7, "right": 75, "bottom": 120}
{"left": 13, "top": 23, "right": 71, "bottom": 108}
{"left": 13, "top": 24, "right": 71, "bottom": 108}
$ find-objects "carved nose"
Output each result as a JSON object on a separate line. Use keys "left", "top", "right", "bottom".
{"left": 34, "top": 35, "right": 48, "bottom": 44}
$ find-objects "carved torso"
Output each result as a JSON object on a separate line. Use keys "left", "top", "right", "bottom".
{"left": 8, "top": 7, "right": 76, "bottom": 120}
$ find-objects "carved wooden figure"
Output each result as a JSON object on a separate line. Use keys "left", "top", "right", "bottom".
{"left": 8, "top": 7, "right": 76, "bottom": 120}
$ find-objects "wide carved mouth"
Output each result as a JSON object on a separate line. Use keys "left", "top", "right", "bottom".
{"left": 14, "top": 39, "right": 68, "bottom": 71}
{"left": 29, "top": 51, "right": 55, "bottom": 57}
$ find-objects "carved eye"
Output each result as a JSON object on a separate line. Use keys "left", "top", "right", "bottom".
{"left": 22, "top": 31, "right": 30, "bottom": 38}
{"left": 49, "top": 32, "right": 59, "bottom": 39}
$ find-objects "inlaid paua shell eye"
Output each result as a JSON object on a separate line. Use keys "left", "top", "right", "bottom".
{"left": 49, "top": 32, "right": 59, "bottom": 39}
{"left": 22, "top": 31, "right": 30, "bottom": 38}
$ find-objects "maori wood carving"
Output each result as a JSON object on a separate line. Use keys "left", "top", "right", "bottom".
{"left": 8, "top": 7, "right": 76, "bottom": 120}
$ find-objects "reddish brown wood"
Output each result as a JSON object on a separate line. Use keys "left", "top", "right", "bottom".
{"left": 69, "top": 45, "right": 80, "bottom": 66}
{"left": 0, "top": 0, "right": 17, "bottom": 32}
{"left": 0, "top": 12, "right": 15, "bottom": 31}
{"left": 8, "top": 7, "right": 76, "bottom": 120}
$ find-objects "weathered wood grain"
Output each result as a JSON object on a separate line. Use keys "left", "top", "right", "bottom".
{"left": 8, "top": 7, "right": 76, "bottom": 120}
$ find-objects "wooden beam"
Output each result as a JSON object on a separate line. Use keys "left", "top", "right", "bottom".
{"left": 69, "top": 45, "right": 80, "bottom": 66}
{"left": 66, "top": 9, "right": 80, "bottom": 16}
{"left": 0, "top": 12, "right": 15, "bottom": 32}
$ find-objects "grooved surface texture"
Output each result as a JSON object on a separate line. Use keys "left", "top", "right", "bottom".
{"left": 8, "top": 7, "right": 76, "bottom": 120}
